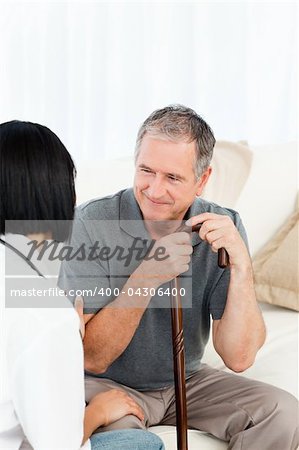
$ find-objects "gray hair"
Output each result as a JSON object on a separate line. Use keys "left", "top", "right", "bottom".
{"left": 135, "top": 104, "right": 215, "bottom": 179}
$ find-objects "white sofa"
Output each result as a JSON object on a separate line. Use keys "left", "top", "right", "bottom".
{"left": 76, "top": 141, "right": 298, "bottom": 449}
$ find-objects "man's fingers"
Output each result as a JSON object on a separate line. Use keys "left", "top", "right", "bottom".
{"left": 200, "top": 219, "right": 224, "bottom": 234}
{"left": 168, "top": 231, "right": 190, "bottom": 244}
{"left": 169, "top": 244, "right": 193, "bottom": 257}
{"left": 210, "top": 237, "right": 226, "bottom": 253}
{"left": 186, "top": 212, "right": 227, "bottom": 227}
{"left": 204, "top": 229, "right": 224, "bottom": 244}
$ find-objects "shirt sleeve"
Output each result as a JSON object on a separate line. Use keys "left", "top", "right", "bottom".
{"left": 208, "top": 212, "right": 249, "bottom": 320}
{"left": 10, "top": 313, "right": 90, "bottom": 450}
{"left": 58, "top": 215, "right": 111, "bottom": 314}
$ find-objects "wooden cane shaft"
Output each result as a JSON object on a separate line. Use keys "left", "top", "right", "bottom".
{"left": 171, "top": 277, "right": 188, "bottom": 450}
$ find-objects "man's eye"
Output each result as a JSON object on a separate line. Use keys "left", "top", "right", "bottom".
{"left": 141, "top": 168, "right": 152, "bottom": 173}
{"left": 168, "top": 175, "right": 178, "bottom": 182}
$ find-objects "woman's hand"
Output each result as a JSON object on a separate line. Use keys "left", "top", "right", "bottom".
{"left": 74, "top": 296, "right": 85, "bottom": 339}
{"left": 83, "top": 390, "right": 144, "bottom": 444}
{"left": 88, "top": 389, "right": 145, "bottom": 427}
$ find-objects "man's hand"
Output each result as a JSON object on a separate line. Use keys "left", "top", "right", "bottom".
{"left": 82, "top": 232, "right": 192, "bottom": 373}
{"left": 185, "top": 213, "right": 266, "bottom": 372}
{"left": 135, "top": 232, "right": 193, "bottom": 287}
{"left": 187, "top": 213, "right": 250, "bottom": 270}
{"left": 88, "top": 389, "right": 145, "bottom": 427}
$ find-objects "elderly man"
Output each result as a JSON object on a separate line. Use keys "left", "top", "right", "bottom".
{"left": 60, "top": 105, "right": 298, "bottom": 449}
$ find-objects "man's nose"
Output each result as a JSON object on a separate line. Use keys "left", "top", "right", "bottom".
{"left": 147, "top": 175, "right": 166, "bottom": 199}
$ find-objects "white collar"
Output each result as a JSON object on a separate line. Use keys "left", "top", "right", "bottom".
{"left": 4, "top": 234, "right": 62, "bottom": 278}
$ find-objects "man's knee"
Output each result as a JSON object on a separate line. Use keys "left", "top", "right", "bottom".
{"left": 256, "top": 385, "right": 298, "bottom": 434}
{"left": 268, "top": 388, "right": 299, "bottom": 449}
{"left": 273, "top": 389, "right": 298, "bottom": 431}
{"left": 94, "top": 414, "right": 146, "bottom": 434}
{"left": 262, "top": 386, "right": 297, "bottom": 416}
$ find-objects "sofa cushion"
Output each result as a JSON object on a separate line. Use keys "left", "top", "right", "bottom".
{"left": 149, "top": 426, "right": 227, "bottom": 449}
{"left": 253, "top": 197, "right": 299, "bottom": 311}
{"left": 202, "top": 302, "right": 298, "bottom": 398}
{"left": 235, "top": 142, "right": 297, "bottom": 256}
{"left": 201, "top": 140, "right": 253, "bottom": 208}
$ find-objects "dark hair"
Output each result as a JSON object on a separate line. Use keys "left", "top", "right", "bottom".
{"left": 0, "top": 120, "right": 76, "bottom": 241}
{"left": 135, "top": 104, "right": 216, "bottom": 179}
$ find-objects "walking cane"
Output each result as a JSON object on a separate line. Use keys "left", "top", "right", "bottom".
{"left": 170, "top": 223, "right": 229, "bottom": 450}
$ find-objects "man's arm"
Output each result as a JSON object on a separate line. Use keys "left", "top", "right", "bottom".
{"left": 189, "top": 212, "right": 266, "bottom": 373}
{"left": 212, "top": 264, "right": 266, "bottom": 372}
{"left": 83, "top": 274, "right": 153, "bottom": 373}
{"left": 83, "top": 232, "right": 192, "bottom": 373}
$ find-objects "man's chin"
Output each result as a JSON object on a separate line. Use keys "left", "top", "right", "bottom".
{"left": 141, "top": 208, "right": 174, "bottom": 222}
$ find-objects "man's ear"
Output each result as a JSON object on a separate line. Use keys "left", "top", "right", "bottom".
{"left": 195, "top": 166, "right": 212, "bottom": 196}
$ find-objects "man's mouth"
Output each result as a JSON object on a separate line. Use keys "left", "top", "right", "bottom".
{"left": 143, "top": 194, "right": 170, "bottom": 206}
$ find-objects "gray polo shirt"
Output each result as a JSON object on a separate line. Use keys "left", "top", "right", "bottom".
{"left": 59, "top": 188, "right": 248, "bottom": 390}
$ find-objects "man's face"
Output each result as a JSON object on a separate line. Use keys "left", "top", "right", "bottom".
{"left": 133, "top": 134, "right": 211, "bottom": 221}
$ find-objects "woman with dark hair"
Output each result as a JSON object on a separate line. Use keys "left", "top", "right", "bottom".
{"left": 0, "top": 121, "right": 164, "bottom": 450}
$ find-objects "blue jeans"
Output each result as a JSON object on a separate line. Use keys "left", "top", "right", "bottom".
{"left": 90, "top": 429, "right": 165, "bottom": 450}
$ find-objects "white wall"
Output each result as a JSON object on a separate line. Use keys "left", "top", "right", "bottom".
{"left": 0, "top": 1, "right": 297, "bottom": 164}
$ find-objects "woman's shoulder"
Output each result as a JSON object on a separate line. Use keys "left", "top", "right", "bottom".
{"left": 4, "top": 300, "right": 80, "bottom": 368}
{"left": 7, "top": 301, "right": 79, "bottom": 338}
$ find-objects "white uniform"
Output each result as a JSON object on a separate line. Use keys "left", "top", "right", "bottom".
{"left": 0, "top": 234, "right": 90, "bottom": 450}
